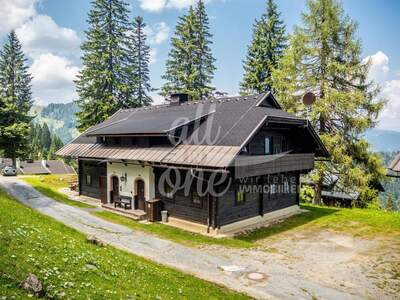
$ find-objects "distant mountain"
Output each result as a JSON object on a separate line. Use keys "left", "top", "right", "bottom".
{"left": 364, "top": 129, "right": 400, "bottom": 152}
{"left": 30, "top": 102, "right": 80, "bottom": 144}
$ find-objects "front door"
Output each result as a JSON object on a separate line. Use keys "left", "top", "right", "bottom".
{"left": 136, "top": 180, "right": 145, "bottom": 210}
{"left": 99, "top": 176, "right": 107, "bottom": 204}
{"left": 111, "top": 176, "right": 119, "bottom": 203}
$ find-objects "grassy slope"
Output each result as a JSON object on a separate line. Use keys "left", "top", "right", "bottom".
{"left": 93, "top": 211, "right": 253, "bottom": 249}
{"left": 0, "top": 188, "right": 248, "bottom": 299}
{"left": 22, "top": 175, "right": 94, "bottom": 209}
{"left": 22, "top": 175, "right": 400, "bottom": 249}
{"left": 239, "top": 204, "right": 400, "bottom": 243}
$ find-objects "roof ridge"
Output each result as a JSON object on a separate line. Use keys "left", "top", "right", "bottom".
{"left": 118, "top": 94, "right": 263, "bottom": 113}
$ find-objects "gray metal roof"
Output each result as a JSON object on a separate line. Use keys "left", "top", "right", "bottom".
{"left": 84, "top": 93, "right": 301, "bottom": 147}
{"left": 389, "top": 154, "right": 400, "bottom": 172}
{"left": 57, "top": 93, "right": 329, "bottom": 168}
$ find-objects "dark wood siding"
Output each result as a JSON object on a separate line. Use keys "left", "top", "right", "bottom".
{"left": 262, "top": 173, "right": 299, "bottom": 214}
{"left": 217, "top": 179, "right": 260, "bottom": 226}
{"left": 154, "top": 167, "right": 300, "bottom": 227}
{"left": 154, "top": 168, "right": 210, "bottom": 225}
{"left": 79, "top": 160, "right": 107, "bottom": 199}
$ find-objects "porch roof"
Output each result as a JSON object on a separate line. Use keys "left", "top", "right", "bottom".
{"left": 56, "top": 142, "right": 241, "bottom": 169}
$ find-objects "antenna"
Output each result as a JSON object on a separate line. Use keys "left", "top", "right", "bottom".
{"left": 302, "top": 92, "right": 316, "bottom": 106}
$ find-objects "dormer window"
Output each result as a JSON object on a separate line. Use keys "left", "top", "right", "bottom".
{"left": 264, "top": 137, "right": 272, "bottom": 155}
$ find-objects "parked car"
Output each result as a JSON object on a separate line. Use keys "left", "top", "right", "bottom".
{"left": 1, "top": 166, "right": 17, "bottom": 176}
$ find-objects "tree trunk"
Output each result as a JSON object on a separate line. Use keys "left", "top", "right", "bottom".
{"left": 313, "top": 178, "right": 323, "bottom": 205}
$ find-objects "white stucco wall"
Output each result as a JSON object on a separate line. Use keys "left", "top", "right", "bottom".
{"left": 107, "top": 162, "right": 155, "bottom": 206}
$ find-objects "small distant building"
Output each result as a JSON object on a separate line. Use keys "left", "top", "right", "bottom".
{"left": 0, "top": 158, "right": 75, "bottom": 175}
{"left": 303, "top": 174, "right": 384, "bottom": 208}
{"left": 387, "top": 154, "right": 400, "bottom": 178}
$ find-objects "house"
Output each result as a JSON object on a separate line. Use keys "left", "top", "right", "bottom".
{"left": 57, "top": 92, "right": 329, "bottom": 234}
{"left": 303, "top": 173, "right": 385, "bottom": 208}
{"left": 0, "top": 158, "right": 75, "bottom": 175}
{"left": 388, "top": 154, "right": 400, "bottom": 178}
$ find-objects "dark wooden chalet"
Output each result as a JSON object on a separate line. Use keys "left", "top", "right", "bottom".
{"left": 57, "top": 92, "right": 329, "bottom": 234}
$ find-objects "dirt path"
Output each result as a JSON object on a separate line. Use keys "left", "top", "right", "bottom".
{"left": 1, "top": 176, "right": 397, "bottom": 300}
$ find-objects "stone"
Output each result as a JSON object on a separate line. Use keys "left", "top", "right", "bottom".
{"left": 86, "top": 234, "right": 107, "bottom": 247}
{"left": 21, "top": 273, "right": 43, "bottom": 295}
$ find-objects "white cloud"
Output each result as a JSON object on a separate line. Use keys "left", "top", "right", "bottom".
{"left": 0, "top": 0, "right": 38, "bottom": 36}
{"left": 138, "top": 0, "right": 220, "bottom": 12}
{"left": 145, "top": 22, "right": 170, "bottom": 45}
{"left": 138, "top": 0, "right": 166, "bottom": 12}
{"left": 364, "top": 51, "right": 400, "bottom": 131}
{"left": 15, "top": 14, "right": 81, "bottom": 59}
{"left": 29, "top": 53, "right": 80, "bottom": 104}
{"left": 363, "top": 51, "right": 390, "bottom": 83}
{"left": 378, "top": 79, "right": 400, "bottom": 131}
{"left": 149, "top": 48, "right": 158, "bottom": 64}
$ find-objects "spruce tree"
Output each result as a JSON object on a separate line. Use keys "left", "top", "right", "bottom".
{"left": 193, "top": 0, "right": 216, "bottom": 98}
{"left": 41, "top": 123, "right": 52, "bottom": 151}
{"left": 161, "top": 2, "right": 215, "bottom": 100}
{"left": 124, "top": 16, "right": 152, "bottom": 107}
{"left": 272, "top": 0, "right": 385, "bottom": 206}
{"left": 75, "top": 0, "right": 130, "bottom": 131}
{"left": 240, "top": 0, "right": 286, "bottom": 94}
{"left": 0, "top": 31, "right": 33, "bottom": 166}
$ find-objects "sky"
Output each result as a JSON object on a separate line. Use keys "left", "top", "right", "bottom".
{"left": 0, "top": 0, "right": 399, "bottom": 131}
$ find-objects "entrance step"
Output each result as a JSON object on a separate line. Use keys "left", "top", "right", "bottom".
{"left": 102, "top": 204, "right": 147, "bottom": 221}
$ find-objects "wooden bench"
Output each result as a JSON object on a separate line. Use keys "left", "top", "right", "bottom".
{"left": 114, "top": 195, "right": 132, "bottom": 210}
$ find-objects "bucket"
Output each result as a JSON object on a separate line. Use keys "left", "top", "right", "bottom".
{"left": 161, "top": 210, "right": 168, "bottom": 223}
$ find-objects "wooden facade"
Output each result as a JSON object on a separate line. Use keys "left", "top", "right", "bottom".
{"left": 78, "top": 160, "right": 107, "bottom": 199}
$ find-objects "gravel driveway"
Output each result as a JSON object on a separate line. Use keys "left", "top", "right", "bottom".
{"left": 1, "top": 176, "right": 395, "bottom": 300}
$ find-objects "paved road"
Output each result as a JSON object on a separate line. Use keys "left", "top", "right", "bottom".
{"left": 0, "top": 176, "right": 365, "bottom": 300}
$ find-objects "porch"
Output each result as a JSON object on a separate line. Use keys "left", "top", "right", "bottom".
{"left": 102, "top": 203, "right": 147, "bottom": 221}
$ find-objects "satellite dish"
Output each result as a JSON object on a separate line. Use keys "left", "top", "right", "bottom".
{"left": 302, "top": 92, "right": 316, "bottom": 106}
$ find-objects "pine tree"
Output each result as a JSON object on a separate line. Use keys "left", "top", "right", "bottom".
{"left": 240, "top": 0, "right": 286, "bottom": 94}
{"left": 161, "top": 2, "right": 216, "bottom": 100}
{"left": 272, "top": 0, "right": 385, "bottom": 206}
{"left": 48, "top": 134, "right": 64, "bottom": 160}
{"left": 41, "top": 123, "right": 52, "bottom": 151}
{"left": 124, "top": 16, "right": 152, "bottom": 107}
{"left": 193, "top": 0, "right": 216, "bottom": 98}
{"left": 0, "top": 31, "right": 33, "bottom": 166}
{"left": 75, "top": 0, "right": 130, "bottom": 131}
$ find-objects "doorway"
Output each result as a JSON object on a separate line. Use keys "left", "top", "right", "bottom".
{"left": 136, "top": 179, "right": 145, "bottom": 210}
{"left": 110, "top": 176, "right": 119, "bottom": 203}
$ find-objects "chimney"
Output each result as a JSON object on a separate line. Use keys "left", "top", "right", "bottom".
{"left": 170, "top": 93, "right": 189, "bottom": 106}
{"left": 41, "top": 159, "right": 47, "bottom": 169}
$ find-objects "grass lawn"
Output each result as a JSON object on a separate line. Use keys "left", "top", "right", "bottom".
{"left": 21, "top": 175, "right": 95, "bottom": 209}
{"left": 93, "top": 211, "right": 253, "bottom": 249}
{"left": 0, "top": 188, "right": 249, "bottom": 299}
{"left": 238, "top": 204, "right": 400, "bottom": 243}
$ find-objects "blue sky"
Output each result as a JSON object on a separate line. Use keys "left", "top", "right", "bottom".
{"left": 0, "top": 0, "right": 399, "bottom": 130}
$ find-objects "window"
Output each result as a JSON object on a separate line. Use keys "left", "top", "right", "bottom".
{"left": 85, "top": 174, "right": 92, "bottom": 186}
{"left": 191, "top": 190, "right": 203, "bottom": 208}
{"left": 235, "top": 190, "right": 246, "bottom": 206}
{"left": 264, "top": 137, "right": 272, "bottom": 154}
{"left": 164, "top": 182, "right": 174, "bottom": 199}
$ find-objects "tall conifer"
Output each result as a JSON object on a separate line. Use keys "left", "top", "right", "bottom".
{"left": 75, "top": 0, "right": 130, "bottom": 131}
{"left": 124, "top": 16, "right": 152, "bottom": 107}
{"left": 0, "top": 31, "right": 33, "bottom": 166}
{"left": 161, "top": 1, "right": 215, "bottom": 100}
{"left": 272, "top": 0, "right": 385, "bottom": 206}
{"left": 240, "top": 0, "right": 286, "bottom": 94}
